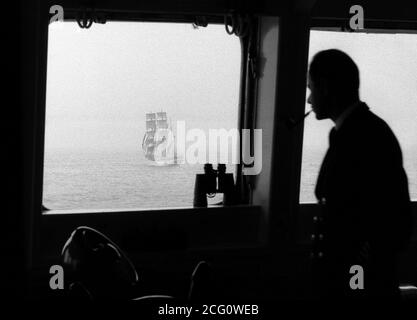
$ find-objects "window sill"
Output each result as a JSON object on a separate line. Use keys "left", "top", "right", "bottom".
{"left": 42, "top": 204, "right": 256, "bottom": 215}
{"left": 40, "top": 204, "right": 263, "bottom": 259}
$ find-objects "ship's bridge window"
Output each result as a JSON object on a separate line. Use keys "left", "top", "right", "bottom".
{"left": 300, "top": 30, "right": 417, "bottom": 203}
{"left": 43, "top": 21, "right": 241, "bottom": 211}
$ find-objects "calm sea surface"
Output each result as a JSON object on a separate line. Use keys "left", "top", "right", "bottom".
{"left": 43, "top": 147, "right": 417, "bottom": 210}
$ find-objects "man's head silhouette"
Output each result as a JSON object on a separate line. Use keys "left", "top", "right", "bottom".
{"left": 307, "top": 49, "right": 360, "bottom": 120}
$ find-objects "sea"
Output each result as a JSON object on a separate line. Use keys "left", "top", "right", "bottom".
{"left": 43, "top": 147, "right": 417, "bottom": 211}
{"left": 43, "top": 149, "right": 203, "bottom": 210}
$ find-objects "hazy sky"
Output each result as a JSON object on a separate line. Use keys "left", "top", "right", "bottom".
{"left": 45, "top": 22, "right": 241, "bottom": 152}
{"left": 45, "top": 24, "right": 416, "bottom": 153}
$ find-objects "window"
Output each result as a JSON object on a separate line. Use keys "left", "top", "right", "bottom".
{"left": 43, "top": 21, "right": 241, "bottom": 211}
{"left": 300, "top": 30, "right": 417, "bottom": 203}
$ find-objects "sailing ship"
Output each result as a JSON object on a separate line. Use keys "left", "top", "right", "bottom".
{"left": 142, "top": 111, "right": 178, "bottom": 165}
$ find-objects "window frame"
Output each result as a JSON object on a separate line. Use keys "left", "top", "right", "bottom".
{"left": 32, "top": 7, "right": 262, "bottom": 264}
{"left": 42, "top": 18, "right": 245, "bottom": 213}
{"left": 41, "top": 13, "right": 255, "bottom": 212}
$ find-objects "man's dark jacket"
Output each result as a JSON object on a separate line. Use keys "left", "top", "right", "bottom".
{"left": 312, "top": 102, "right": 413, "bottom": 298}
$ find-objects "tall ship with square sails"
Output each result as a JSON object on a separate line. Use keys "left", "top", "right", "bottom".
{"left": 142, "top": 111, "right": 178, "bottom": 165}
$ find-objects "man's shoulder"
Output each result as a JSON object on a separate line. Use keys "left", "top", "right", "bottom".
{"left": 345, "top": 103, "right": 397, "bottom": 140}
{"left": 339, "top": 103, "right": 403, "bottom": 161}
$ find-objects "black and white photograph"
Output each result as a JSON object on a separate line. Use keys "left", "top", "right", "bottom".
{"left": 14, "top": 0, "right": 417, "bottom": 309}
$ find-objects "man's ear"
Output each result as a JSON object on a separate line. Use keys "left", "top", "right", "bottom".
{"left": 318, "top": 77, "right": 330, "bottom": 97}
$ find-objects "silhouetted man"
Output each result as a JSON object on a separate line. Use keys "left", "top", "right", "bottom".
{"left": 307, "top": 49, "right": 412, "bottom": 299}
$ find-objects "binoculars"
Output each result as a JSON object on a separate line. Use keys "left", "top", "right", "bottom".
{"left": 193, "top": 163, "right": 236, "bottom": 207}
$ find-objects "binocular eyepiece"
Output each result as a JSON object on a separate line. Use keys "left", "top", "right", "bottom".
{"left": 193, "top": 163, "right": 236, "bottom": 207}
